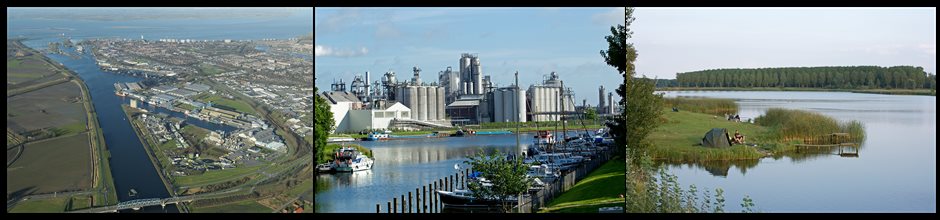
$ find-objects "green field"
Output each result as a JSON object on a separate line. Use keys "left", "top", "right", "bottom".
{"left": 195, "top": 93, "right": 258, "bottom": 116}
{"left": 540, "top": 159, "right": 626, "bottom": 213}
{"left": 190, "top": 200, "right": 273, "bottom": 213}
{"left": 8, "top": 196, "right": 69, "bottom": 213}
{"left": 69, "top": 196, "right": 93, "bottom": 210}
{"left": 658, "top": 87, "right": 936, "bottom": 96}
{"left": 173, "top": 165, "right": 264, "bottom": 187}
{"left": 647, "top": 108, "right": 779, "bottom": 162}
{"left": 180, "top": 124, "right": 211, "bottom": 141}
{"left": 7, "top": 81, "right": 87, "bottom": 133}
{"left": 197, "top": 63, "right": 227, "bottom": 75}
{"left": 7, "top": 134, "right": 93, "bottom": 195}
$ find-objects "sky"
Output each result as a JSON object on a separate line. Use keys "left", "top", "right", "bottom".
{"left": 631, "top": 7, "right": 937, "bottom": 79}
{"left": 315, "top": 7, "right": 626, "bottom": 106}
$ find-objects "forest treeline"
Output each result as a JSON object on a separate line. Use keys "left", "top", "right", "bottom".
{"left": 661, "top": 66, "right": 936, "bottom": 89}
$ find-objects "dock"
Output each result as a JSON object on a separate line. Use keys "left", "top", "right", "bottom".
{"left": 796, "top": 133, "right": 860, "bottom": 156}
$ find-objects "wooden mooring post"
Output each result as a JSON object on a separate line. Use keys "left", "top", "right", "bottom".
{"left": 376, "top": 204, "right": 380, "bottom": 213}
{"left": 408, "top": 191, "right": 412, "bottom": 213}
{"left": 422, "top": 185, "right": 427, "bottom": 213}
{"left": 392, "top": 198, "right": 397, "bottom": 213}
{"left": 400, "top": 194, "right": 405, "bottom": 213}
{"left": 387, "top": 201, "right": 391, "bottom": 213}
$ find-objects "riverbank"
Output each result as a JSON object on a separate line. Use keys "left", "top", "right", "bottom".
{"left": 122, "top": 105, "right": 182, "bottom": 212}
{"left": 657, "top": 87, "right": 936, "bottom": 96}
{"left": 646, "top": 107, "right": 787, "bottom": 162}
{"left": 538, "top": 158, "right": 626, "bottom": 213}
{"left": 317, "top": 143, "right": 373, "bottom": 164}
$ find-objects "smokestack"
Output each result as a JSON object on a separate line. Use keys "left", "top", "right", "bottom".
{"left": 365, "top": 71, "right": 370, "bottom": 102}
{"left": 608, "top": 92, "right": 614, "bottom": 114}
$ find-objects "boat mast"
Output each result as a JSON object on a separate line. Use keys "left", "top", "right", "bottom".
{"left": 515, "top": 71, "right": 521, "bottom": 157}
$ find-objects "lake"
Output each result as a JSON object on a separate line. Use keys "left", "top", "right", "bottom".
{"left": 660, "top": 91, "right": 936, "bottom": 212}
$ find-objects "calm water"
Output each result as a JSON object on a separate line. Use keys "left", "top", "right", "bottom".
{"left": 315, "top": 131, "right": 592, "bottom": 213}
{"left": 660, "top": 91, "right": 936, "bottom": 212}
{"left": 8, "top": 9, "right": 312, "bottom": 212}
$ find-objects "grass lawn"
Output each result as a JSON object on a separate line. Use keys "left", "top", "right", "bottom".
{"left": 9, "top": 196, "right": 69, "bottom": 213}
{"left": 196, "top": 94, "right": 258, "bottom": 116}
{"left": 173, "top": 165, "right": 263, "bottom": 187}
{"left": 69, "top": 196, "right": 93, "bottom": 210}
{"left": 647, "top": 108, "right": 788, "bottom": 162}
{"left": 197, "top": 63, "right": 227, "bottom": 75}
{"left": 57, "top": 121, "right": 87, "bottom": 135}
{"left": 539, "top": 159, "right": 626, "bottom": 213}
{"left": 191, "top": 200, "right": 273, "bottom": 213}
{"left": 180, "top": 124, "right": 211, "bottom": 141}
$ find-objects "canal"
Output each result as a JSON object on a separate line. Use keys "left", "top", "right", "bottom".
{"left": 660, "top": 91, "right": 936, "bottom": 212}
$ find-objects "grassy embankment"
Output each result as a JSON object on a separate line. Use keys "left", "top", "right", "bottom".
{"left": 539, "top": 159, "right": 626, "bottom": 213}
{"left": 657, "top": 87, "right": 935, "bottom": 96}
{"left": 648, "top": 98, "right": 865, "bottom": 162}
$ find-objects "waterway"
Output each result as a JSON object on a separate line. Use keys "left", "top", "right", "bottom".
{"left": 659, "top": 91, "right": 936, "bottom": 212}
{"left": 9, "top": 9, "right": 312, "bottom": 213}
{"left": 315, "top": 130, "right": 596, "bottom": 213}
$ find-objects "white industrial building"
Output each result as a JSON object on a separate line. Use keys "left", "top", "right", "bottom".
{"left": 527, "top": 72, "right": 575, "bottom": 122}
{"left": 491, "top": 72, "right": 527, "bottom": 123}
{"left": 345, "top": 102, "right": 412, "bottom": 132}
{"left": 321, "top": 91, "right": 414, "bottom": 133}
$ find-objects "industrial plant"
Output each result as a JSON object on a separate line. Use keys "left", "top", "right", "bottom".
{"left": 319, "top": 53, "right": 621, "bottom": 133}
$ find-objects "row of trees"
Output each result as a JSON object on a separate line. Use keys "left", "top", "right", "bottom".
{"left": 676, "top": 66, "right": 936, "bottom": 90}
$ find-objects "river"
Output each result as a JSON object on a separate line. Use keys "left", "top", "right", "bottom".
{"left": 8, "top": 9, "right": 312, "bottom": 212}
{"left": 660, "top": 91, "right": 936, "bottom": 212}
{"left": 315, "top": 130, "right": 596, "bottom": 213}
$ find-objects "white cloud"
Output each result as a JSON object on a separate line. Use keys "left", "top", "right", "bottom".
{"left": 315, "top": 45, "right": 369, "bottom": 57}
{"left": 592, "top": 7, "right": 626, "bottom": 26}
{"left": 919, "top": 43, "right": 936, "bottom": 56}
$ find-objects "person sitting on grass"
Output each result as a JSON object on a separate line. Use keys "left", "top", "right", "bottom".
{"left": 733, "top": 130, "right": 745, "bottom": 144}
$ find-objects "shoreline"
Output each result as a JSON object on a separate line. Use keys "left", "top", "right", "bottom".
{"left": 122, "top": 104, "right": 183, "bottom": 212}
{"left": 656, "top": 87, "right": 935, "bottom": 96}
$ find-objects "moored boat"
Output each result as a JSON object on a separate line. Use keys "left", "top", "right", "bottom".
{"left": 332, "top": 147, "right": 374, "bottom": 172}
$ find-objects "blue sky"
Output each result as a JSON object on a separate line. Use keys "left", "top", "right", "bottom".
{"left": 315, "top": 7, "right": 626, "bottom": 106}
{"left": 631, "top": 7, "right": 937, "bottom": 79}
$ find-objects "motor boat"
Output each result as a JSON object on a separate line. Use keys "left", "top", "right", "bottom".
{"left": 365, "top": 132, "right": 389, "bottom": 141}
{"left": 316, "top": 163, "right": 333, "bottom": 173}
{"left": 533, "top": 130, "right": 556, "bottom": 146}
{"left": 436, "top": 189, "right": 519, "bottom": 208}
{"left": 331, "top": 147, "right": 374, "bottom": 172}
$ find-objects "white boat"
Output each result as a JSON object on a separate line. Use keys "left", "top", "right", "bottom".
{"left": 316, "top": 163, "right": 333, "bottom": 173}
{"left": 533, "top": 130, "right": 556, "bottom": 146}
{"left": 526, "top": 164, "right": 561, "bottom": 183}
{"left": 365, "top": 132, "right": 389, "bottom": 141}
{"left": 331, "top": 147, "right": 373, "bottom": 172}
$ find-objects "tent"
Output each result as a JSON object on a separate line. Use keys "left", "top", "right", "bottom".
{"left": 701, "top": 128, "right": 732, "bottom": 148}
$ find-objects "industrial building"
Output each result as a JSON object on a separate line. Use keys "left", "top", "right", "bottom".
{"left": 152, "top": 85, "right": 178, "bottom": 93}
{"left": 490, "top": 72, "right": 526, "bottom": 123}
{"left": 320, "top": 90, "right": 416, "bottom": 133}
{"left": 527, "top": 72, "right": 574, "bottom": 122}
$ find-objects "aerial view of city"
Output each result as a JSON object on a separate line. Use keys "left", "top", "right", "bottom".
{"left": 7, "top": 7, "right": 313, "bottom": 213}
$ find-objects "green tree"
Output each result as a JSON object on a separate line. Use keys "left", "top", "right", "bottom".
{"left": 600, "top": 8, "right": 628, "bottom": 155}
{"left": 314, "top": 86, "right": 335, "bottom": 164}
{"left": 584, "top": 107, "right": 597, "bottom": 121}
{"left": 464, "top": 150, "right": 531, "bottom": 213}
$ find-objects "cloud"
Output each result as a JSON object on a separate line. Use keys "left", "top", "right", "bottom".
{"left": 919, "top": 43, "right": 936, "bottom": 56}
{"left": 592, "top": 7, "right": 626, "bottom": 26}
{"left": 375, "top": 21, "right": 403, "bottom": 39}
{"left": 316, "top": 8, "right": 362, "bottom": 35}
{"left": 315, "top": 45, "right": 369, "bottom": 57}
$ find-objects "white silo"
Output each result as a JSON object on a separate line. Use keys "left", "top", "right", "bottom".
{"left": 424, "top": 86, "right": 437, "bottom": 121}
{"left": 436, "top": 87, "right": 445, "bottom": 121}
{"left": 417, "top": 86, "right": 427, "bottom": 121}
{"left": 515, "top": 88, "right": 527, "bottom": 122}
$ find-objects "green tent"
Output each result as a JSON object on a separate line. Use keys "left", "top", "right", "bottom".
{"left": 701, "top": 128, "right": 732, "bottom": 148}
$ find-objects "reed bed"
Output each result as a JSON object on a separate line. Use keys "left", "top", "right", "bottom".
{"left": 663, "top": 98, "right": 739, "bottom": 116}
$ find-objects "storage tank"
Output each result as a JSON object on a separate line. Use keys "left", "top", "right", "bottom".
{"left": 436, "top": 87, "right": 445, "bottom": 121}
{"left": 417, "top": 86, "right": 427, "bottom": 121}
{"left": 502, "top": 89, "right": 512, "bottom": 122}
{"left": 408, "top": 87, "right": 418, "bottom": 120}
{"left": 424, "top": 86, "right": 437, "bottom": 121}
{"left": 472, "top": 57, "right": 482, "bottom": 94}
{"left": 493, "top": 89, "right": 504, "bottom": 123}
{"left": 516, "top": 88, "right": 527, "bottom": 122}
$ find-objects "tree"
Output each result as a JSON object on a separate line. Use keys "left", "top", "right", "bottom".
{"left": 584, "top": 107, "right": 597, "bottom": 121}
{"left": 464, "top": 150, "right": 531, "bottom": 213}
{"left": 314, "top": 86, "right": 335, "bottom": 164}
{"left": 601, "top": 8, "right": 629, "bottom": 155}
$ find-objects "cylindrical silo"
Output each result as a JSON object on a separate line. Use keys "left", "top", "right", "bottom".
{"left": 472, "top": 58, "right": 482, "bottom": 95}
{"left": 426, "top": 86, "right": 436, "bottom": 121}
{"left": 417, "top": 86, "right": 427, "bottom": 121}
{"left": 516, "top": 88, "right": 526, "bottom": 122}
{"left": 408, "top": 87, "right": 418, "bottom": 120}
{"left": 493, "top": 89, "right": 504, "bottom": 123}
{"left": 500, "top": 89, "right": 515, "bottom": 121}
{"left": 436, "top": 87, "right": 445, "bottom": 121}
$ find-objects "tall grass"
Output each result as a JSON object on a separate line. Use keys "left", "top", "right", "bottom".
{"left": 755, "top": 108, "right": 865, "bottom": 143}
{"left": 663, "top": 98, "right": 738, "bottom": 116}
